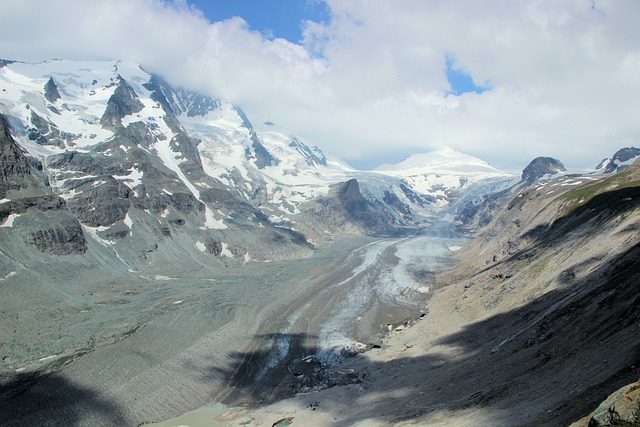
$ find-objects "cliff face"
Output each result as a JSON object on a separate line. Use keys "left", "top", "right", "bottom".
{"left": 301, "top": 178, "right": 401, "bottom": 235}
{"left": 0, "top": 114, "right": 86, "bottom": 255}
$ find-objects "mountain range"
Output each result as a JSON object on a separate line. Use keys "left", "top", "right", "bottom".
{"left": 0, "top": 59, "right": 520, "bottom": 266}
{"left": 1, "top": 59, "right": 639, "bottom": 426}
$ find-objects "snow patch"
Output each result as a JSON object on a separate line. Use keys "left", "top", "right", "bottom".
{"left": 123, "top": 213, "right": 133, "bottom": 233}
{"left": 0, "top": 271, "right": 17, "bottom": 282}
{"left": 220, "top": 242, "right": 234, "bottom": 258}
{"left": 114, "top": 167, "right": 144, "bottom": 197}
{"left": 1, "top": 213, "right": 20, "bottom": 227}
{"left": 82, "top": 225, "right": 112, "bottom": 247}
{"left": 195, "top": 241, "right": 207, "bottom": 252}
{"left": 60, "top": 188, "right": 81, "bottom": 200}
{"left": 201, "top": 207, "right": 227, "bottom": 230}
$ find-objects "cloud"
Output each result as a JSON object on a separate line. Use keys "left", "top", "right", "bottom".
{"left": 2, "top": 0, "right": 640, "bottom": 170}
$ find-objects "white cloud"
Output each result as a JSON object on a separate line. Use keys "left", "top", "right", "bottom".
{"left": 2, "top": 0, "right": 639, "bottom": 170}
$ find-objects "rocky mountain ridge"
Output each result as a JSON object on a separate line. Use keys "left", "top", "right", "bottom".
{"left": 0, "top": 59, "right": 516, "bottom": 267}
{"left": 597, "top": 146, "right": 640, "bottom": 174}
{"left": 432, "top": 157, "right": 640, "bottom": 425}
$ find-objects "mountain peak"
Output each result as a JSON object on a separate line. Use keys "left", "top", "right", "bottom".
{"left": 597, "top": 147, "right": 640, "bottom": 173}
{"left": 521, "top": 156, "right": 566, "bottom": 183}
{"left": 375, "top": 146, "right": 505, "bottom": 177}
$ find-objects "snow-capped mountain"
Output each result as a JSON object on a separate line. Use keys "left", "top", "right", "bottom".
{"left": 595, "top": 147, "right": 640, "bottom": 174}
{"left": 375, "top": 147, "right": 516, "bottom": 207}
{"left": 0, "top": 58, "right": 518, "bottom": 269}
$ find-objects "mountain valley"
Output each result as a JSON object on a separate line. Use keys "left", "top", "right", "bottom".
{"left": 0, "top": 59, "right": 639, "bottom": 427}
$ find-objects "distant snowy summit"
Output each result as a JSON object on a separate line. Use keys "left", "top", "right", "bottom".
{"left": 376, "top": 146, "right": 507, "bottom": 176}
{"left": 372, "top": 146, "right": 515, "bottom": 202}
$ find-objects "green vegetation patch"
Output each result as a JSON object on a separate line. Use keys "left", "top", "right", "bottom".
{"left": 559, "top": 166, "right": 640, "bottom": 215}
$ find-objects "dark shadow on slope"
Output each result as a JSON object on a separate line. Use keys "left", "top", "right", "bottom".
{"left": 0, "top": 371, "right": 128, "bottom": 426}
{"left": 211, "top": 242, "right": 640, "bottom": 427}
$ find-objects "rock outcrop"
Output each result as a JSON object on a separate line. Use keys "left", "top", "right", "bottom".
{"left": 302, "top": 178, "right": 399, "bottom": 234}
{"left": 569, "top": 379, "right": 640, "bottom": 427}
{"left": 43, "top": 77, "right": 61, "bottom": 103}
{"left": 598, "top": 147, "right": 640, "bottom": 173}
{"left": 100, "top": 75, "right": 145, "bottom": 129}
{"left": 521, "top": 156, "right": 566, "bottom": 183}
{"left": 0, "top": 114, "right": 36, "bottom": 196}
{"left": 0, "top": 113, "right": 86, "bottom": 254}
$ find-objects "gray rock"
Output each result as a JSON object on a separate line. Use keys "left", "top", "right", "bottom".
{"left": 288, "top": 138, "right": 327, "bottom": 166}
{"left": 100, "top": 75, "right": 144, "bottom": 129}
{"left": 27, "top": 110, "right": 78, "bottom": 148}
{"left": 521, "top": 156, "right": 566, "bottom": 183}
{"left": 302, "top": 178, "right": 398, "bottom": 234}
{"left": 66, "top": 180, "right": 131, "bottom": 227}
{"left": 601, "top": 147, "right": 640, "bottom": 173}
{"left": 233, "top": 105, "right": 278, "bottom": 169}
{"left": 143, "top": 74, "right": 221, "bottom": 118}
{"left": 19, "top": 207, "right": 87, "bottom": 255}
{"left": 44, "top": 77, "right": 61, "bottom": 103}
{"left": 0, "top": 113, "right": 53, "bottom": 198}
{"left": 569, "top": 379, "right": 640, "bottom": 427}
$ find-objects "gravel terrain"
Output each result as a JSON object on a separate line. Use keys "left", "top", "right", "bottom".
{"left": 1, "top": 222, "right": 461, "bottom": 426}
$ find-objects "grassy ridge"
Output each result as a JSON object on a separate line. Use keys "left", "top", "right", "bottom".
{"left": 559, "top": 164, "right": 640, "bottom": 215}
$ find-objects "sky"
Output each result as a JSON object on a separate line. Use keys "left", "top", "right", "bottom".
{"left": 1, "top": 0, "right": 640, "bottom": 171}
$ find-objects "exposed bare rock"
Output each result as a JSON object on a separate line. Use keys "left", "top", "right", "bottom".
{"left": 521, "top": 156, "right": 566, "bottom": 183}
{"left": 598, "top": 147, "right": 640, "bottom": 173}
{"left": 100, "top": 75, "right": 144, "bottom": 129}
{"left": 0, "top": 114, "right": 86, "bottom": 254}
{"left": 302, "top": 178, "right": 399, "bottom": 234}
{"left": 569, "top": 379, "right": 640, "bottom": 427}
{"left": 43, "top": 77, "right": 61, "bottom": 104}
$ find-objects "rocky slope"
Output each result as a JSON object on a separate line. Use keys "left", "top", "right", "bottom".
{"left": 597, "top": 147, "right": 640, "bottom": 174}
{"left": 0, "top": 114, "right": 86, "bottom": 255}
{"left": 430, "top": 157, "right": 640, "bottom": 425}
{"left": 192, "top": 156, "right": 640, "bottom": 427}
{"left": 0, "top": 60, "right": 319, "bottom": 269}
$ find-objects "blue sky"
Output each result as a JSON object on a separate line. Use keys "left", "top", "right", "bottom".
{"left": 187, "top": 0, "right": 330, "bottom": 43}
{"left": 446, "top": 56, "right": 488, "bottom": 96}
